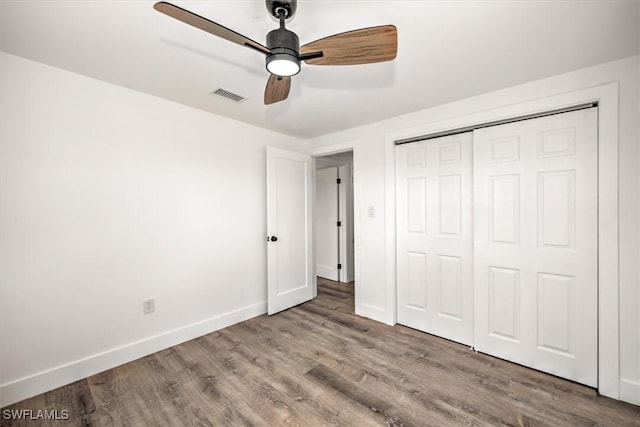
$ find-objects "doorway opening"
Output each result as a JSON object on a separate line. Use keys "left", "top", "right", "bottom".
{"left": 315, "top": 151, "right": 355, "bottom": 311}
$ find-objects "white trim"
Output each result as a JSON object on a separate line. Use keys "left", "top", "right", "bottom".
{"left": 384, "top": 136, "right": 397, "bottom": 326}
{"left": 356, "top": 303, "right": 387, "bottom": 323}
{"left": 384, "top": 82, "right": 620, "bottom": 399}
{"left": 0, "top": 301, "right": 266, "bottom": 407}
{"left": 620, "top": 378, "right": 640, "bottom": 406}
{"left": 307, "top": 140, "right": 364, "bottom": 314}
{"left": 308, "top": 139, "right": 359, "bottom": 157}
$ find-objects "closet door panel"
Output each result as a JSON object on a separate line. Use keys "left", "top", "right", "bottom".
{"left": 396, "top": 133, "right": 474, "bottom": 346}
{"left": 473, "top": 108, "right": 598, "bottom": 387}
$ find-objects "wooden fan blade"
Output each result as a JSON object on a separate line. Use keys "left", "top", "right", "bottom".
{"left": 264, "top": 75, "right": 291, "bottom": 105}
{"left": 300, "top": 25, "right": 397, "bottom": 65}
{"left": 154, "top": 2, "right": 270, "bottom": 55}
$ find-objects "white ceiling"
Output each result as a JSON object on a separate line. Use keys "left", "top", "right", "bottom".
{"left": 1, "top": 1, "right": 638, "bottom": 138}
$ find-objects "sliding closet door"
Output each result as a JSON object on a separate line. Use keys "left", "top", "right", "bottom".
{"left": 473, "top": 108, "right": 598, "bottom": 386}
{"left": 396, "top": 133, "right": 474, "bottom": 346}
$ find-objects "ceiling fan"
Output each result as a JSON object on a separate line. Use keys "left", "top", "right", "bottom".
{"left": 153, "top": 0, "right": 398, "bottom": 105}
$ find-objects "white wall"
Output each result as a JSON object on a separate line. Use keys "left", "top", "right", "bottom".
{"left": 307, "top": 55, "right": 640, "bottom": 405}
{"left": 0, "top": 53, "right": 304, "bottom": 406}
{"left": 2, "top": 49, "right": 639, "bottom": 407}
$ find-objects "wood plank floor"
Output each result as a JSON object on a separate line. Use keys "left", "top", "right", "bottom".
{"left": 3, "top": 278, "right": 640, "bottom": 426}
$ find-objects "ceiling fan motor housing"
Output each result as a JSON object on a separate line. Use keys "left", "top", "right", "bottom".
{"left": 266, "top": 27, "right": 301, "bottom": 76}
{"left": 267, "top": 27, "right": 299, "bottom": 53}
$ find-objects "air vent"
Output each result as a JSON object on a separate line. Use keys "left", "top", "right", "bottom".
{"left": 212, "top": 88, "right": 246, "bottom": 103}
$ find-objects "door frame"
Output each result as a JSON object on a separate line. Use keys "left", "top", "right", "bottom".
{"left": 309, "top": 143, "right": 359, "bottom": 303}
{"left": 385, "top": 82, "right": 620, "bottom": 399}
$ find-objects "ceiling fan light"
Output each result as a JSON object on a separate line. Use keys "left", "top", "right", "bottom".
{"left": 266, "top": 53, "right": 300, "bottom": 77}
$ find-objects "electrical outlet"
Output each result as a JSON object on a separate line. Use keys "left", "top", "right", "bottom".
{"left": 143, "top": 298, "right": 155, "bottom": 314}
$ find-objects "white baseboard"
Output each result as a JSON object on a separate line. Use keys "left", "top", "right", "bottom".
{"left": 620, "top": 378, "right": 640, "bottom": 406}
{"left": 0, "top": 301, "right": 266, "bottom": 407}
{"left": 356, "top": 302, "right": 387, "bottom": 324}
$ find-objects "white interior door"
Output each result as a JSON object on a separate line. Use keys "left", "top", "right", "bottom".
{"left": 316, "top": 167, "right": 339, "bottom": 281}
{"left": 267, "top": 146, "right": 313, "bottom": 315}
{"left": 473, "top": 108, "right": 598, "bottom": 386}
{"left": 396, "top": 132, "right": 474, "bottom": 346}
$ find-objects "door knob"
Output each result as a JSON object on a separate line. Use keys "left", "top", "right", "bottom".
{"left": 270, "top": 236, "right": 278, "bottom": 242}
